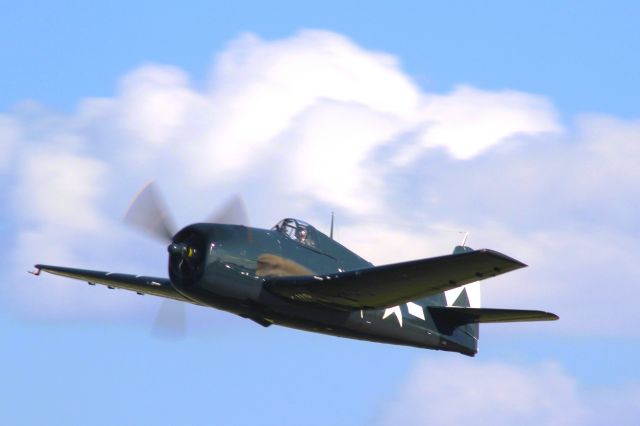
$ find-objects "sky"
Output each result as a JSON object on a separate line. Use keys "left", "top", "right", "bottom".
{"left": 1, "top": 1, "right": 639, "bottom": 425}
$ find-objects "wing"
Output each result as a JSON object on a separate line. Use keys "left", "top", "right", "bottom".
{"left": 34, "top": 264, "right": 199, "bottom": 304}
{"left": 429, "top": 307, "right": 559, "bottom": 324}
{"left": 264, "top": 249, "right": 526, "bottom": 310}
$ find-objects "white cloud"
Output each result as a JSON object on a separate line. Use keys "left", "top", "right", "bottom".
{"left": 337, "top": 221, "right": 464, "bottom": 265}
{"left": 392, "top": 85, "right": 561, "bottom": 165}
{"left": 8, "top": 142, "right": 123, "bottom": 318}
{"left": 211, "top": 31, "right": 421, "bottom": 117}
{"left": 186, "top": 30, "right": 422, "bottom": 186}
{"left": 378, "top": 358, "right": 640, "bottom": 426}
{"left": 116, "top": 64, "right": 207, "bottom": 150}
{"left": 17, "top": 147, "right": 108, "bottom": 232}
{"left": 421, "top": 85, "right": 560, "bottom": 159}
{"left": 278, "top": 101, "right": 406, "bottom": 214}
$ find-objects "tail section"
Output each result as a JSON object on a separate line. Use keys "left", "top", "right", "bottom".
{"left": 411, "top": 245, "right": 558, "bottom": 356}
{"left": 441, "top": 246, "right": 480, "bottom": 354}
{"left": 412, "top": 245, "right": 481, "bottom": 309}
{"left": 444, "top": 245, "right": 481, "bottom": 308}
{"left": 412, "top": 245, "right": 482, "bottom": 355}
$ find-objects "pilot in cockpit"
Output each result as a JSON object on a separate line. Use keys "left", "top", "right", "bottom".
{"left": 297, "top": 228, "right": 308, "bottom": 244}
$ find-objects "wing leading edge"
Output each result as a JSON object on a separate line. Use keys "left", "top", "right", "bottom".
{"left": 265, "top": 249, "right": 526, "bottom": 310}
{"left": 34, "top": 264, "right": 199, "bottom": 304}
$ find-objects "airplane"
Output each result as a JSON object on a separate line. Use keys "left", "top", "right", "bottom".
{"left": 31, "top": 182, "right": 558, "bottom": 356}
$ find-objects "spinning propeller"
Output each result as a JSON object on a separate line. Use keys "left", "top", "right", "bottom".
{"left": 123, "top": 181, "right": 248, "bottom": 338}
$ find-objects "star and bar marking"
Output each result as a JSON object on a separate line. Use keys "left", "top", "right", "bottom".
{"left": 382, "top": 302, "right": 425, "bottom": 327}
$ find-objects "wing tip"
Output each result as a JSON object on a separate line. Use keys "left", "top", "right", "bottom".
{"left": 33, "top": 264, "right": 57, "bottom": 273}
{"left": 545, "top": 312, "right": 560, "bottom": 321}
{"left": 477, "top": 249, "right": 528, "bottom": 269}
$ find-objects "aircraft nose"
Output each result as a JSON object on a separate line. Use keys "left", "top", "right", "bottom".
{"left": 168, "top": 242, "right": 199, "bottom": 259}
{"left": 168, "top": 225, "right": 208, "bottom": 288}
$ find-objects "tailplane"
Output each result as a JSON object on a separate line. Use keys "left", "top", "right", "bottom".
{"left": 411, "top": 244, "right": 558, "bottom": 356}
{"left": 429, "top": 307, "right": 559, "bottom": 324}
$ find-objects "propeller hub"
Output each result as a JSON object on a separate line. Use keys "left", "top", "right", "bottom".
{"left": 168, "top": 243, "right": 198, "bottom": 258}
{"left": 168, "top": 226, "right": 208, "bottom": 288}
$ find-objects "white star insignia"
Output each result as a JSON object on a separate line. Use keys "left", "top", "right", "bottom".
{"left": 382, "top": 302, "right": 425, "bottom": 327}
{"left": 407, "top": 302, "right": 425, "bottom": 320}
{"left": 383, "top": 305, "right": 403, "bottom": 326}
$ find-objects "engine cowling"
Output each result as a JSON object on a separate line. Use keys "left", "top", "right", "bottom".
{"left": 168, "top": 225, "right": 209, "bottom": 289}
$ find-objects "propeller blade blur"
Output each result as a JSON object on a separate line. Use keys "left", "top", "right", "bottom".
{"left": 152, "top": 299, "right": 186, "bottom": 340}
{"left": 123, "top": 181, "right": 176, "bottom": 242}
{"left": 206, "top": 194, "right": 249, "bottom": 226}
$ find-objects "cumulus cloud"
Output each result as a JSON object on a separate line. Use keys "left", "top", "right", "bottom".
{"left": 117, "top": 65, "right": 206, "bottom": 148}
{"left": 378, "top": 358, "right": 640, "bottom": 426}
{"left": 176, "top": 30, "right": 422, "bottom": 188}
{"left": 392, "top": 85, "right": 561, "bottom": 165}
{"left": 18, "top": 149, "right": 108, "bottom": 233}
{"left": 2, "top": 28, "right": 638, "bottom": 340}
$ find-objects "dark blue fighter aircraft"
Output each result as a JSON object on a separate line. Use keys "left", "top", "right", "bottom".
{"left": 32, "top": 183, "right": 558, "bottom": 356}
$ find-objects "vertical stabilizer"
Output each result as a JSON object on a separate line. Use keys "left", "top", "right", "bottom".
{"left": 444, "top": 245, "right": 481, "bottom": 308}
{"left": 410, "top": 245, "right": 481, "bottom": 355}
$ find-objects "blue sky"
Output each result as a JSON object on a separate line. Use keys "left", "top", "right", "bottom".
{"left": 3, "top": 1, "right": 638, "bottom": 117}
{"left": 2, "top": 2, "right": 640, "bottom": 425}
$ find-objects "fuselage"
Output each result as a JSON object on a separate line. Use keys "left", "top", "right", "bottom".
{"left": 166, "top": 221, "right": 477, "bottom": 356}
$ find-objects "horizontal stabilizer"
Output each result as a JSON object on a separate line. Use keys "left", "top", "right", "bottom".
{"left": 429, "top": 306, "right": 559, "bottom": 324}
{"left": 265, "top": 249, "right": 526, "bottom": 310}
{"left": 33, "top": 264, "right": 199, "bottom": 304}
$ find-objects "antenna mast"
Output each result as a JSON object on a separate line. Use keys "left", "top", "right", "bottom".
{"left": 330, "top": 212, "right": 335, "bottom": 240}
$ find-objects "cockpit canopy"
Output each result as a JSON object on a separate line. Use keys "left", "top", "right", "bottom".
{"left": 272, "top": 218, "right": 318, "bottom": 248}
{"left": 272, "top": 217, "right": 372, "bottom": 270}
